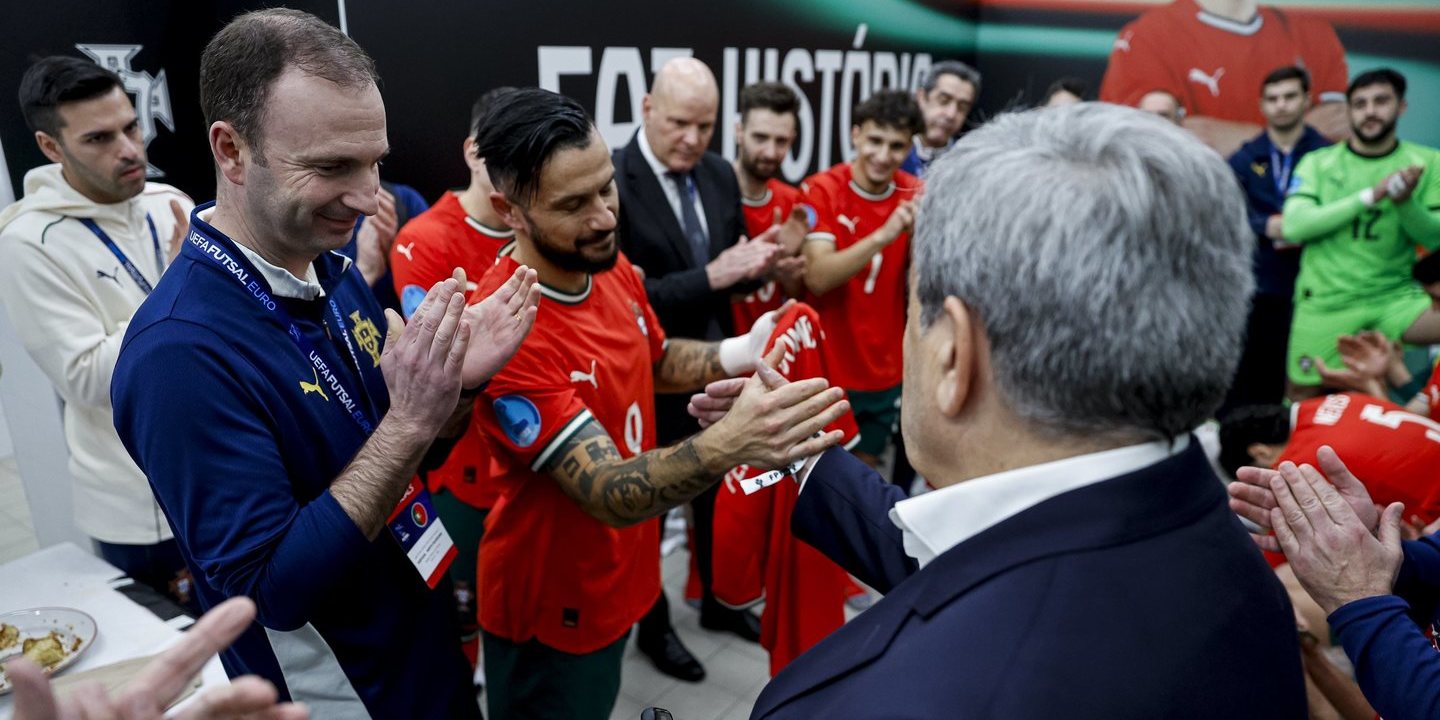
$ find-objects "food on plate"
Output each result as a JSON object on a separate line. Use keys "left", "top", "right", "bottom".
{"left": 22, "top": 632, "right": 66, "bottom": 669}
{"left": 0, "top": 622, "right": 17, "bottom": 650}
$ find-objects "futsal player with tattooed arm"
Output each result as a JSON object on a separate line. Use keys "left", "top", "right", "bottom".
{"left": 469, "top": 88, "right": 848, "bottom": 720}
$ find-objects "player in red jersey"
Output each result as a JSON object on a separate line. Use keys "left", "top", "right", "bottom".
{"left": 731, "top": 81, "right": 811, "bottom": 334}
{"left": 386, "top": 88, "right": 519, "bottom": 670}
{"left": 708, "top": 302, "right": 861, "bottom": 676}
{"left": 469, "top": 89, "right": 848, "bottom": 719}
{"left": 801, "top": 90, "right": 923, "bottom": 467}
{"left": 1100, "top": 0, "right": 1349, "bottom": 156}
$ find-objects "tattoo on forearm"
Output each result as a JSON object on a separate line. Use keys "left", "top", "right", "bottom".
{"left": 543, "top": 420, "right": 716, "bottom": 526}
{"left": 656, "top": 339, "right": 725, "bottom": 391}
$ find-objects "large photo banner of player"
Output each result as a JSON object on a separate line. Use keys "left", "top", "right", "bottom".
{"left": 0, "top": 0, "right": 1435, "bottom": 205}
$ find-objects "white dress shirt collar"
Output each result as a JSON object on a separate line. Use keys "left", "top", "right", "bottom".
{"left": 634, "top": 126, "right": 710, "bottom": 239}
{"left": 889, "top": 436, "right": 1190, "bottom": 568}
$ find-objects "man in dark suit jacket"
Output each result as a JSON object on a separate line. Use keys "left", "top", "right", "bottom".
{"left": 613, "top": 57, "right": 781, "bottom": 682}
{"left": 693, "top": 103, "right": 1307, "bottom": 717}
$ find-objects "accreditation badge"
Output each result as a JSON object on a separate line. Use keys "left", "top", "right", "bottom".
{"left": 386, "top": 477, "right": 457, "bottom": 588}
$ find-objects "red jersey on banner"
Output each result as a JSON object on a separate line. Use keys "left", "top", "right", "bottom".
{"left": 1280, "top": 392, "right": 1440, "bottom": 525}
{"left": 390, "top": 192, "right": 514, "bottom": 509}
{"left": 473, "top": 252, "right": 666, "bottom": 654}
{"left": 1424, "top": 359, "right": 1440, "bottom": 423}
{"left": 1099, "top": 0, "right": 1347, "bottom": 125}
{"left": 801, "top": 163, "right": 920, "bottom": 391}
{"left": 710, "top": 303, "right": 860, "bottom": 675}
{"left": 734, "top": 180, "right": 810, "bottom": 333}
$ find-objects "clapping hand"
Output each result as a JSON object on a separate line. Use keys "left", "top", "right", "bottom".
{"left": 459, "top": 265, "right": 540, "bottom": 389}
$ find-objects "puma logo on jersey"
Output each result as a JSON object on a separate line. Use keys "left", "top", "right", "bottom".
{"left": 1251, "top": 161, "right": 1267, "bottom": 177}
{"left": 1188, "top": 67, "right": 1225, "bottom": 97}
{"left": 1113, "top": 30, "right": 1133, "bottom": 52}
{"left": 395, "top": 242, "right": 415, "bottom": 262}
{"left": 96, "top": 267, "right": 121, "bottom": 285}
{"left": 300, "top": 367, "right": 330, "bottom": 401}
{"left": 569, "top": 359, "right": 598, "bottom": 389}
{"left": 836, "top": 215, "right": 858, "bottom": 234}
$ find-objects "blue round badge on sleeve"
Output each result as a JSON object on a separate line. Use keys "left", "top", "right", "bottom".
{"left": 401, "top": 284, "right": 426, "bottom": 319}
{"left": 493, "top": 395, "right": 542, "bottom": 448}
{"left": 801, "top": 203, "right": 818, "bottom": 231}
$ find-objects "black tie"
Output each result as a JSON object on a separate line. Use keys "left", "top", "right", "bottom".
{"left": 667, "top": 171, "right": 709, "bottom": 266}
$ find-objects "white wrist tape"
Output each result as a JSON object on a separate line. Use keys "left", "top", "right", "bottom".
{"left": 1359, "top": 187, "right": 1377, "bottom": 207}
{"left": 718, "top": 335, "right": 754, "bottom": 376}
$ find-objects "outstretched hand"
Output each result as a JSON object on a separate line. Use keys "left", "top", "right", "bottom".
{"left": 9, "top": 597, "right": 308, "bottom": 720}
{"left": 1228, "top": 445, "right": 1380, "bottom": 553}
{"left": 460, "top": 265, "right": 540, "bottom": 388}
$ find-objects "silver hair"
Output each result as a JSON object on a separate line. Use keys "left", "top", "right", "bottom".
{"left": 922, "top": 60, "right": 981, "bottom": 95}
{"left": 913, "top": 102, "right": 1252, "bottom": 440}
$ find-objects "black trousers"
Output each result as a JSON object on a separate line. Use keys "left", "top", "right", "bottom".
{"left": 1222, "top": 293, "right": 1293, "bottom": 416}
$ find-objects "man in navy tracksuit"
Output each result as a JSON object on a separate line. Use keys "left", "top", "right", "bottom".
{"left": 1224, "top": 65, "right": 1331, "bottom": 410}
{"left": 111, "top": 10, "right": 537, "bottom": 717}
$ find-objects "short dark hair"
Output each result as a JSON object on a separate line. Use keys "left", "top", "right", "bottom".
{"left": 738, "top": 82, "right": 800, "bottom": 124}
{"left": 1217, "top": 405, "right": 1292, "bottom": 477}
{"left": 199, "top": 8, "right": 379, "bottom": 156}
{"left": 1415, "top": 251, "right": 1440, "bottom": 285}
{"left": 1347, "top": 68, "right": 1407, "bottom": 101}
{"left": 18, "top": 56, "right": 124, "bottom": 138}
{"left": 1261, "top": 66, "right": 1310, "bottom": 96}
{"left": 853, "top": 90, "right": 924, "bottom": 136}
{"left": 474, "top": 88, "right": 595, "bottom": 205}
{"left": 1042, "top": 77, "right": 1088, "bottom": 103}
{"left": 922, "top": 60, "right": 981, "bottom": 96}
{"left": 471, "top": 86, "right": 518, "bottom": 138}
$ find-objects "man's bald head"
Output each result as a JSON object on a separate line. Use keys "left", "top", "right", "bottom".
{"left": 643, "top": 58, "right": 719, "bottom": 173}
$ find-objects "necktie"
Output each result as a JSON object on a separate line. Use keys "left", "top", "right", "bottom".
{"left": 666, "top": 171, "right": 709, "bottom": 266}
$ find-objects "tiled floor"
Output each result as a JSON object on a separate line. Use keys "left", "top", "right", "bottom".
{"left": 607, "top": 548, "right": 774, "bottom": 720}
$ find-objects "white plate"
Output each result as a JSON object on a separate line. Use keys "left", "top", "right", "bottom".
{"left": 0, "top": 607, "right": 98, "bottom": 695}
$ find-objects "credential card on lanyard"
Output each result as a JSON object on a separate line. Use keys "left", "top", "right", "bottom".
{"left": 385, "top": 478, "right": 456, "bottom": 588}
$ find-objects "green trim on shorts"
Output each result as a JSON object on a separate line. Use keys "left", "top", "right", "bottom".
{"left": 1287, "top": 288, "right": 1431, "bottom": 385}
{"left": 847, "top": 385, "right": 901, "bottom": 457}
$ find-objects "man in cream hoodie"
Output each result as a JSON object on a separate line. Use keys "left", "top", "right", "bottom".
{"left": 0, "top": 56, "right": 192, "bottom": 603}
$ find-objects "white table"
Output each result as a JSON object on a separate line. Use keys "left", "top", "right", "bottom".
{"left": 0, "top": 543, "right": 228, "bottom": 718}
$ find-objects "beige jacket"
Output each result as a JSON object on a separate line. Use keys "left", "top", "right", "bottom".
{"left": 0, "top": 164, "right": 191, "bottom": 544}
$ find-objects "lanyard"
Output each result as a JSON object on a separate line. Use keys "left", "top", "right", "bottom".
{"left": 1269, "top": 147, "right": 1294, "bottom": 197}
{"left": 186, "top": 228, "right": 377, "bottom": 434}
{"left": 80, "top": 215, "right": 163, "bottom": 295}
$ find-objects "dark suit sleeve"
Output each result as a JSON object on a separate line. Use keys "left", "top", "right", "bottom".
{"left": 641, "top": 267, "right": 714, "bottom": 311}
{"left": 792, "top": 448, "right": 919, "bottom": 593}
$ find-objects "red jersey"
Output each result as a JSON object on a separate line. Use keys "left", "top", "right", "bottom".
{"left": 390, "top": 191, "right": 514, "bottom": 509}
{"left": 801, "top": 163, "right": 921, "bottom": 391}
{"left": 734, "top": 180, "right": 810, "bottom": 333}
{"left": 1280, "top": 393, "right": 1440, "bottom": 525}
{"left": 391, "top": 191, "right": 513, "bottom": 312}
{"left": 474, "top": 252, "right": 666, "bottom": 654}
{"left": 1099, "top": 0, "right": 1348, "bottom": 125}
{"left": 1424, "top": 359, "right": 1440, "bottom": 423}
{"left": 710, "top": 303, "right": 859, "bottom": 675}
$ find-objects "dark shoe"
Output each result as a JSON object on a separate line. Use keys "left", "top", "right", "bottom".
{"left": 699, "top": 604, "right": 762, "bottom": 643}
{"left": 637, "top": 630, "right": 706, "bottom": 682}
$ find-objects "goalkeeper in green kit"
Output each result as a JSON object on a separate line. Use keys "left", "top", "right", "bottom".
{"left": 1283, "top": 68, "right": 1440, "bottom": 399}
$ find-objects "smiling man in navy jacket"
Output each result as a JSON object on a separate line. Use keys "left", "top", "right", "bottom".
{"left": 697, "top": 103, "right": 1307, "bottom": 718}
{"left": 111, "top": 10, "right": 538, "bottom": 718}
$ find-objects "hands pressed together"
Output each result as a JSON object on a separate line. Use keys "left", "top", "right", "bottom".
{"left": 380, "top": 265, "right": 540, "bottom": 438}
{"left": 1227, "top": 445, "right": 1405, "bottom": 615}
